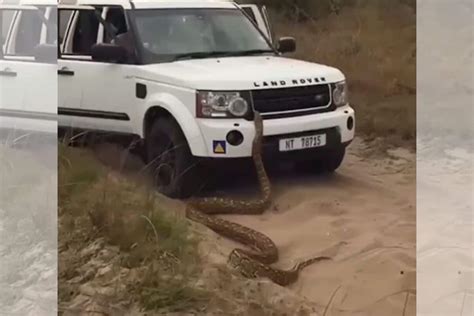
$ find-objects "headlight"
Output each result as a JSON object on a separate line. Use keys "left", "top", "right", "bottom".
{"left": 196, "top": 91, "right": 250, "bottom": 118}
{"left": 332, "top": 81, "right": 349, "bottom": 107}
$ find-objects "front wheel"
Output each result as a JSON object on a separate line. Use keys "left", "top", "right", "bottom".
{"left": 146, "top": 117, "right": 204, "bottom": 198}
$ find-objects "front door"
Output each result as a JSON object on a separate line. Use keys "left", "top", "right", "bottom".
{"left": 58, "top": 5, "right": 134, "bottom": 134}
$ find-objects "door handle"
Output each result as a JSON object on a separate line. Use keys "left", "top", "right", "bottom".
{"left": 0, "top": 68, "right": 17, "bottom": 77}
{"left": 58, "top": 67, "right": 74, "bottom": 76}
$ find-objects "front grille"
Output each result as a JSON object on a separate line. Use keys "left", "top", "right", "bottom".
{"left": 251, "top": 84, "right": 335, "bottom": 119}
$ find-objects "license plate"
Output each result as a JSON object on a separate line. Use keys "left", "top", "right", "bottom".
{"left": 279, "top": 134, "right": 327, "bottom": 152}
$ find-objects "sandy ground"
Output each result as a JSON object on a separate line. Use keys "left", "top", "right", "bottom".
{"left": 215, "top": 139, "right": 416, "bottom": 316}
{"left": 93, "top": 138, "right": 416, "bottom": 316}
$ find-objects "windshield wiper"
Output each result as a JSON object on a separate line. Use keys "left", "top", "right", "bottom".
{"left": 173, "top": 49, "right": 275, "bottom": 61}
{"left": 173, "top": 51, "right": 235, "bottom": 61}
{"left": 230, "top": 49, "right": 276, "bottom": 56}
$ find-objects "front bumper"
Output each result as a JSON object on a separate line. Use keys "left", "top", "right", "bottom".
{"left": 195, "top": 105, "right": 355, "bottom": 158}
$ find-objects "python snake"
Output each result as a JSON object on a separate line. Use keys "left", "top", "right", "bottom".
{"left": 185, "top": 112, "right": 330, "bottom": 286}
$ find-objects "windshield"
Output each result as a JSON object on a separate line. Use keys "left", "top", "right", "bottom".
{"left": 133, "top": 8, "right": 274, "bottom": 63}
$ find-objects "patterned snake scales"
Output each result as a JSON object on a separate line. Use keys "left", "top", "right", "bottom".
{"left": 185, "top": 112, "right": 331, "bottom": 286}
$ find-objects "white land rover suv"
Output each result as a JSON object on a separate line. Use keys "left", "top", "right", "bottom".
{"left": 55, "top": 0, "right": 355, "bottom": 198}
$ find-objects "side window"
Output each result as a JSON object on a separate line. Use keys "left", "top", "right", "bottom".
{"left": 11, "top": 10, "right": 43, "bottom": 56}
{"left": 71, "top": 10, "right": 100, "bottom": 55}
{"left": 1, "top": 10, "right": 16, "bottom": 56}
{"left": 60, "top": 7, "right": 134, "bottom": 62}
{"left": 103, "top": 7, "right": 128, "bottom": 43}
{"left": 44, "top": 7, "right": 57, "bottom": 45}
{"left": 2, "top": 7, "right": 56, "bottom": 62}
{"left": 241, "top": 7, "right": 257, "bottom": 24}
{"left": 240, "top": 5, "right": 273, "bottom": 43}
{"left": 58, "top": 9, "right": 73, "bottom": 47}
{"left": 1, "top": 10, "right": 15, "bottom": 43}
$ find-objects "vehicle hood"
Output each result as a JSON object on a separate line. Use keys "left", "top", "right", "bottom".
{"left": 136, "top": 56, "right": 345, "bottom": 90}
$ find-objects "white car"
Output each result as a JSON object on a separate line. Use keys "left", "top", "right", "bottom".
{"left": 0, "top": 0, "right": 57, "bottom": 143}
{"left": 4, "top": 0, "right": 355, "bottom": 198}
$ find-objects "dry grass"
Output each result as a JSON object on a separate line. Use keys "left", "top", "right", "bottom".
{"left": 58, "top": 144, "right": 208, "bottom": 312}
{"left": 266, "top": 2, "right": 416, "bottom": 147}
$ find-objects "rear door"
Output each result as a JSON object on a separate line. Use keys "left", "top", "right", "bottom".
{"left": 239, "top": 4, "right": 273, "bottom": 44}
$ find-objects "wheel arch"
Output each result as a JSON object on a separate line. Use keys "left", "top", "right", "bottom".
{"left": 142, "top": 97, "right": 207, "bottom": 157}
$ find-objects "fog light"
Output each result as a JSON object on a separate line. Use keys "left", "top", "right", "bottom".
{"left": 347, "top": 116, "right": 354, "bottom": 130}
{"left": 226, "top": 130, "right": 244, "bottom": 146}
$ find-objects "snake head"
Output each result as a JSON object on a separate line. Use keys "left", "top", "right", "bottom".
{"left": 227, "top": 249, "right": 242, "bottom": 267}
{"left": 227, "top": 250, "right": 261, "bottom": 279}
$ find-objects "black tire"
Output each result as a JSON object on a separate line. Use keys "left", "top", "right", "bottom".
{"left": 146, "top": 117, "right": 203, "bottom": 198}
{"left": 297, "top": 147, "right": 346, "bottom": 174}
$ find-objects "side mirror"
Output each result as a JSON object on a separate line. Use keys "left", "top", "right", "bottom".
{"left": 277, "top": 37, "right": 296, "bottom": 54}
{"left": 91, "top": 43, "right": 128, "bottom": 63}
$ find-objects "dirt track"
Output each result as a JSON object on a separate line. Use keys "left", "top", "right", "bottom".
{"left": 93, "top": 138, "right": 416, "bottom": 315}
